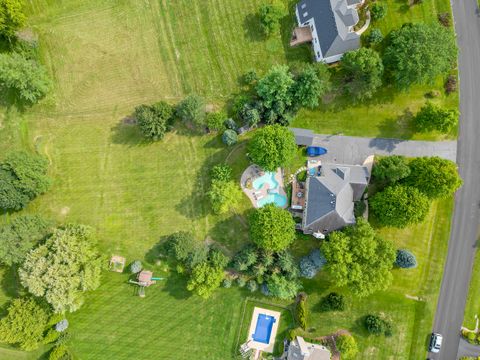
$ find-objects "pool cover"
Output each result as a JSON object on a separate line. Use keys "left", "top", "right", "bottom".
{"left": 252, "top": 314, "right": 276, "bottom": 344}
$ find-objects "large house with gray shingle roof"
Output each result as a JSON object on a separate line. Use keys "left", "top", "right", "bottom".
{"left": 300, "top": 163, "right": 369, "bottom": 236}
{"left": 291, "top": 0, "right": 364, "bottom": 63}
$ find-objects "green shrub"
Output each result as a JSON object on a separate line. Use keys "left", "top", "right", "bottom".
{"left": 296, "top": 298, "right": 308, "bottom": 330}
{"left": 222, "top": 129, "right": 238, "bottom": 146}
{"left": 176, "top": 94, "right": 206, "bottom": 126}
{"left": 336, "top": 334, "right": 358, "bottom": 360}
{"left": 222, "top": 278, "right": 232, "bottom": 288}
{"left": 364, "top": 314, "right": 384, "bottom": 334}
{"left": 247, "top": 280, "right": 258, "bottom": 292}
{"left": 49, "top": 344, "right": 73, "bottom": 360}
{"left": 134, "top": 101, "right": 174, "bottom": 140}
{"left": 319, "top": 292, "right": 345, "bottom": 312}
{"left": 395, "top": 249, "right": 417, "bottom": 269}
{"left": 468, "top": 332, "right": 476, "bottom": 342}
{"left": 370, "top": 3, "right": 387, "bottom": 21}
{"left": 43, "top": 329, "right": 60, "bottom": 344}
{"left": 236, "top": 276, "right": 246, "bottom": 287}
{"left": 366, "top": 28, "right": 384, "bottom": 45}
{"left": 210, "top": 164, "right": 233, "bottom": 182}
{"left": 206, "top": 112, "right": 226, "bottom": 132}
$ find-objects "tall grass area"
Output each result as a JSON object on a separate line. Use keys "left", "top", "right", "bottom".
{"left": 0, "top": 0, "right": 457, "bottom": 358}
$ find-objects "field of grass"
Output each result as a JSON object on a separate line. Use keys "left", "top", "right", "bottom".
{"left": 0, "top": 0, "right": 458, "bottom": 359}
{"left": 464, "top": 251, "right": 480, "bottom": 329}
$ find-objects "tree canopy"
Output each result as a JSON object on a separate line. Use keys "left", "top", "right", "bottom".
{"left": 256, "top": 65, "right": 295, "bottom": 125}
{"left": 134, "top": 101, "right": 174, "bottom": 140}
{"left": 166, "top": 231, "right": 207, "bottom": 269}
{"left": 292, "top": 64, "right": 331, "bottom": 109}
{"left": 0, "top": 52, "right": 51, "bottom": 104}
{"left": 372, "top": 155, "right": 411, "bottom": 184}
{"left": 414, "top": 102, "right": 458, "bottom": 134}
{"left": 0, "top": 297, "right": 50, "bottom": 350}
{"left": 186, "top": 261, "right": 224, "bottom": 299}
{"left": 249, "top": 203, "right": 296, "bottom": 252}
{"left": 19, "top": 224, "right": 104, "bottom": 313}
{"left": 248, "top": 124, "right": 296, "bottom": 172}
{"left": 322, "top": 218, "right": 396, "bottom": 297}
{"left": 0, "top": 151, "right": 51, "bottom": 211}
{"left": 205, "top": 112, "right": 226, "bottom": 132}
{"left": 0, "top": 0, "right": 26, "bottom": 38}
{"left": 222, "top": 129, "right": 238, "bottom": 146}
{"left": 208, "top": 180, "right": 242, "bottom": 214}
{"left": 370, "top": 185, "right": 430, "bottom": 227}
{"left": 258, "top": 2, "right": 284, "bottom": 37}
{"left": 336, "top": 334, "right": 358, "bottom": 360}
{"left": 383, "top": 23, "right": 457, "bottom": 89}
{"left": 266, "top": 274, "right": 301, "bottom": 299}
{"left": 405, "top": 157, "right": 462, "bottom": 199}
{"left": 0, "top": 215, "right": 51, "bottom": 266}
{"left": 341, "top": 48, "right": 384, "bottom": 101}
{"left": 176, "top": 94, "right": 206, "bottom": 126}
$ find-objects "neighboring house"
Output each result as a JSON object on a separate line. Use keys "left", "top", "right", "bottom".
{"left": 297, "top": 163, "right": 369, "bottom": 237}
{"left": 287, "top": 336, "right": 331, "bottom": 360}
{"left": 291, "top": 0, "right": 364, "bottom": 63}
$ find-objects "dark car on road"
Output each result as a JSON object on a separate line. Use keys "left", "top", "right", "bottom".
{"left": 306, "top": 146, "right": 327, "bottom": 157}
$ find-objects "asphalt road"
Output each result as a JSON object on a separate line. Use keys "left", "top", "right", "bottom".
{"left": 310, "top": 134, "right": 456, "bottom": 165}
{"left": 430, "top": 1, "right": 480, "bottom": 359}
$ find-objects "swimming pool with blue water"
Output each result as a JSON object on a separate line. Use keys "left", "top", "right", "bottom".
{"left": 252, "top": 172, "right": 287, "bottom": 208}
{"left": 252, "top": 313, "right": 276, "bottom": 344}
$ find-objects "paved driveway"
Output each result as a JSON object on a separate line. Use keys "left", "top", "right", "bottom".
{"left": 310, "top": 134, "right": 457, "bottom": 165}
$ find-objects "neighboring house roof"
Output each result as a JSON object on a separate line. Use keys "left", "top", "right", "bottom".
{"left": 296, "top": 0, "right": 360, "bottom": 59}
{"left": 303, "top": 163, "right": 368, "bottom": 233}
{"left": 291, "top": 127, "right": 315, "bottom": 146}
{"left": 287, "top": 336, "right": 331, "bottom": 360}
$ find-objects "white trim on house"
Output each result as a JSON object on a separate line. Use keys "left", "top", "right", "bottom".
{"left": 296, "top": 7, "right": 324, "bottom": 62}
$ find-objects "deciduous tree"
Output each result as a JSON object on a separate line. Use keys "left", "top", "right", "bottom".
{"left": 249, "top": 203, "right": 296, "bottom": 252}
{"left": 405, "top": 156, "right": 462, "bottom": 198}
{"left": 341, "top": 48, "right": 384, "bottom": 101}
{"left": 372, "top": 155, "right": 410, "bottom": 184}
{"left": 292, "top": 64, "right": 331, "bottom": 109}
{"left": 135, "top": 101, "right": 174, "bottom": 140}
{"left": 322, "top": 218, "right": 396, "bottom": 297}
{"left": 187, "top": 261, "right": 224, "bottom": 299}
{"left": 176, "top": 94, "right": 206, "bottom": 126}
{"left": 0, "top": 0, "right": 26, "bottom": 38}
{"left": 414, "top": 102, "right": 458, "bottom": 133}
{"left": 248, "top": 124, "right": 296, "bottom": 172}
{"left": 259, "top": 2, "right": 284, "bottom": 37}
{"left": 208, "top": 180, "right": 242, "bottom": 214}
{"left": 336, "top": 334, "right": 358, "bottom": 360}
{"left": 383, "top": 23, "right": 457, "bottom": 89}
{"left": 19, "top": 225, "right": 104, "bottom": 313}
{"left": 370, "top": 185, "right": 430, "bottom": 227}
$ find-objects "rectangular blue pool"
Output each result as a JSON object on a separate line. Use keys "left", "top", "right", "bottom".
{"left": 252, "top": 314, "right": 276, "bottom": 344}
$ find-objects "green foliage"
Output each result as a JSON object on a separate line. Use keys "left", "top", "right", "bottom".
{"left": 266, "top": 274, "right": 301, "bottom": 299}
{"left": 0, "top": 297, "right": 50, "bottom": 350}
{"left": 256, "top": 65, "right": 295, "bottom": 125}
{"left": 19, "top": 224, "right": 104, "bottom": 313}
{"left": 296, "top": 298, "right": 308, "bottom": 329}
{"left": 383, "top": 23, "right": 457, "bottom": 89}
{"left": 243, "top": 69, "right": 258, "bottom": 85}
{"left": 248, "top": 124, "right": 296, "bottom": 172}
{"left": 414, "top": 102, "right": 458, "bottom": 133}
{"left": 299, "top": 249, "right": 326, "bottom": 279}
{"left": 0, "top": 215, "right": 51, "bottom": 265}
{"left": 176, "top": 94, "right": 206, "bottom": 126}
{"left": 319, "top": 292, "right": 345, "bottom": 312}
{"left": 208, "top": 179, "right": 242, "bottom": 214}
{"left": 134, "top": 101, "right": 174, "bottom": 140}
{"left": 259, "top": 2, "right": 284, "bottom": 37}
{"left": 222, "top": 129, "right": 238, "bottom": 146}
{"left": 0, "top": 0, "right": 26, "bottom": 38}
{"left": 0, "top": 151, "right": 51, "bottom": 211}
{"left": 49, "top": 344, "right": 73, "bottom": 360}
{"left": 249, "top": 203, "right": 296, "bottom": 252}
{"left": 187, "top": 261, "right": 224, "bottom": 299}
{"left": 370, "top": 3, "right": 387, "bottom": 21}
{"left": 130, "top": 260, "right": 142, "bottom": 274}
{"left": 395, "top": 249, "right": 417, "bottom": 269}
{"left": 323, "top": 218, "right": 396, "bottom": 297}
{"left": 166, "top": 231, "right": 207, "bottom": 269}
{"left": 341, "top": 48, "right": 384, "bottom": 101}
{"left": 239, "top": 103, "right": 261, "bottom": 127}
{"left": 210, "top": 164, "right": 232, "bottom": 182}
{"left": 372, "top": 155, "right": 411, "bottom": 184}
{"left": 405, "top": 157, "right": 462, "bottom": 199}
{"left": 292, "top": 64, "right": 331, "bottom": 109}
{"left": 364, "top": 314, "right": 393, "bottom": 336}
{"left": 222, "top": 278, "right": 232, "bottom": 288}
{"left": 236, "top": 276, "right": 247, "bottom": 287}
{"left": 247, "top": 279, "right": 258, "bottom": 292}
{"left": 206, "top": 112, "right": 226, "bottom": 131}
{"left": 366, "top": 28, "right": 384, "bottom": 45}
{"left": 43, "top": 328, "right": 60, "bottom": 344}
{"left": 370, "top": 185, "right": 430, "bottom": 227}
{"left": 208, "top": 248, "right": 229, "bottom": 269}
{"left": 336, "top": 334, "right": 358, "bottom": 360}
{"left": 0, "top": 52, "right": 51, "bottom": 103}
{"left": 224, "top": 118, "right": 238, "bottom": 130}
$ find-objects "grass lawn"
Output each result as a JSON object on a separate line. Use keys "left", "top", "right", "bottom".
{"left": 0, "top": 0, "right": 457, "bottom": 359}
{"left": 464, "top": 251, "right": 480, "bottom": 329}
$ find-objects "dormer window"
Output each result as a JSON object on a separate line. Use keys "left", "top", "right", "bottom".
{"left": 303, "top": 11, "right": 308, "bottom": 17}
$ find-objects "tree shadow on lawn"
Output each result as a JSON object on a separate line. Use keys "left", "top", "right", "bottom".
{"left": 0, "top": 265, "right": 20, "bottom": 300}
{"left": 375, "top": 108, "right": 415, "bottom": 140}
{"left": 110, "top": 119, "right": 149, "bottom": 146}
{"left": 144, "top": 235, "right": 170, "bottom": 265}
{"left": 243, "top": 13, "right": 266, "bottom": 43}
{"left": 208, "top": 213, "right": 250, "bottom": 254}
{"left": 161, "top": 271, "right": 192, "bottom": 300}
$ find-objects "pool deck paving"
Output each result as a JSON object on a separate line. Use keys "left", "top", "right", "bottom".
{"left": 247, "top": 307, "right": 281, "bottom": 353}
{"left": 240, "top": 166, "right": 287, "bottom": 209}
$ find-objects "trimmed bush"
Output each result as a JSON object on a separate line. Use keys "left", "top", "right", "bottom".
{"left": 247, "top": 280, "right": 258, "bottom": 292}
{"left": 222, "top": 278, "right": 232, "bottom": 288}
{"left": 336, "top": 334, "right": 358, "bottom": 360}
{"left": 395, "top": 249, "right": 417, "bottom": 269}
{"left": 49, "top": 344, "right": 73, "bottom": 360}
{"left": 206, "top": 112, "right": 226, "bottom": 132}
{"left": 299, "top": 249, "right": 326, "bottom": 279}
{"left": 210, "top": 164, "right": 233, "bottom": 182}
{"left": 224, "top": 118, "right": 237, "bottom": 131}
{"left": 370, "top": 3, "right": 387, "bottom": 21}
{"left": 296, "top": 298, "right": 308, "bottom": 330}
{"left": 319, "top": 292, "right": 345, "bottom": 312}
{"left": 43, "top": 329, "right": 60, "bottom": 344}
{"left": 222, "top": 129, "right": 238, "bottom": 146}
{"left": 364, "top": 314, "right": 384, "bottom": 335}
{"left": 366, "top": 28, "right": 384, "bottom": 45}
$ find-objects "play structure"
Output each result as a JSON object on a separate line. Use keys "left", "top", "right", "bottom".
{"left": 109, "top": 255, "right": 126, "bottom": 273}
{"left": 128, "top": 270, "right": 165, "bottom": 298}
